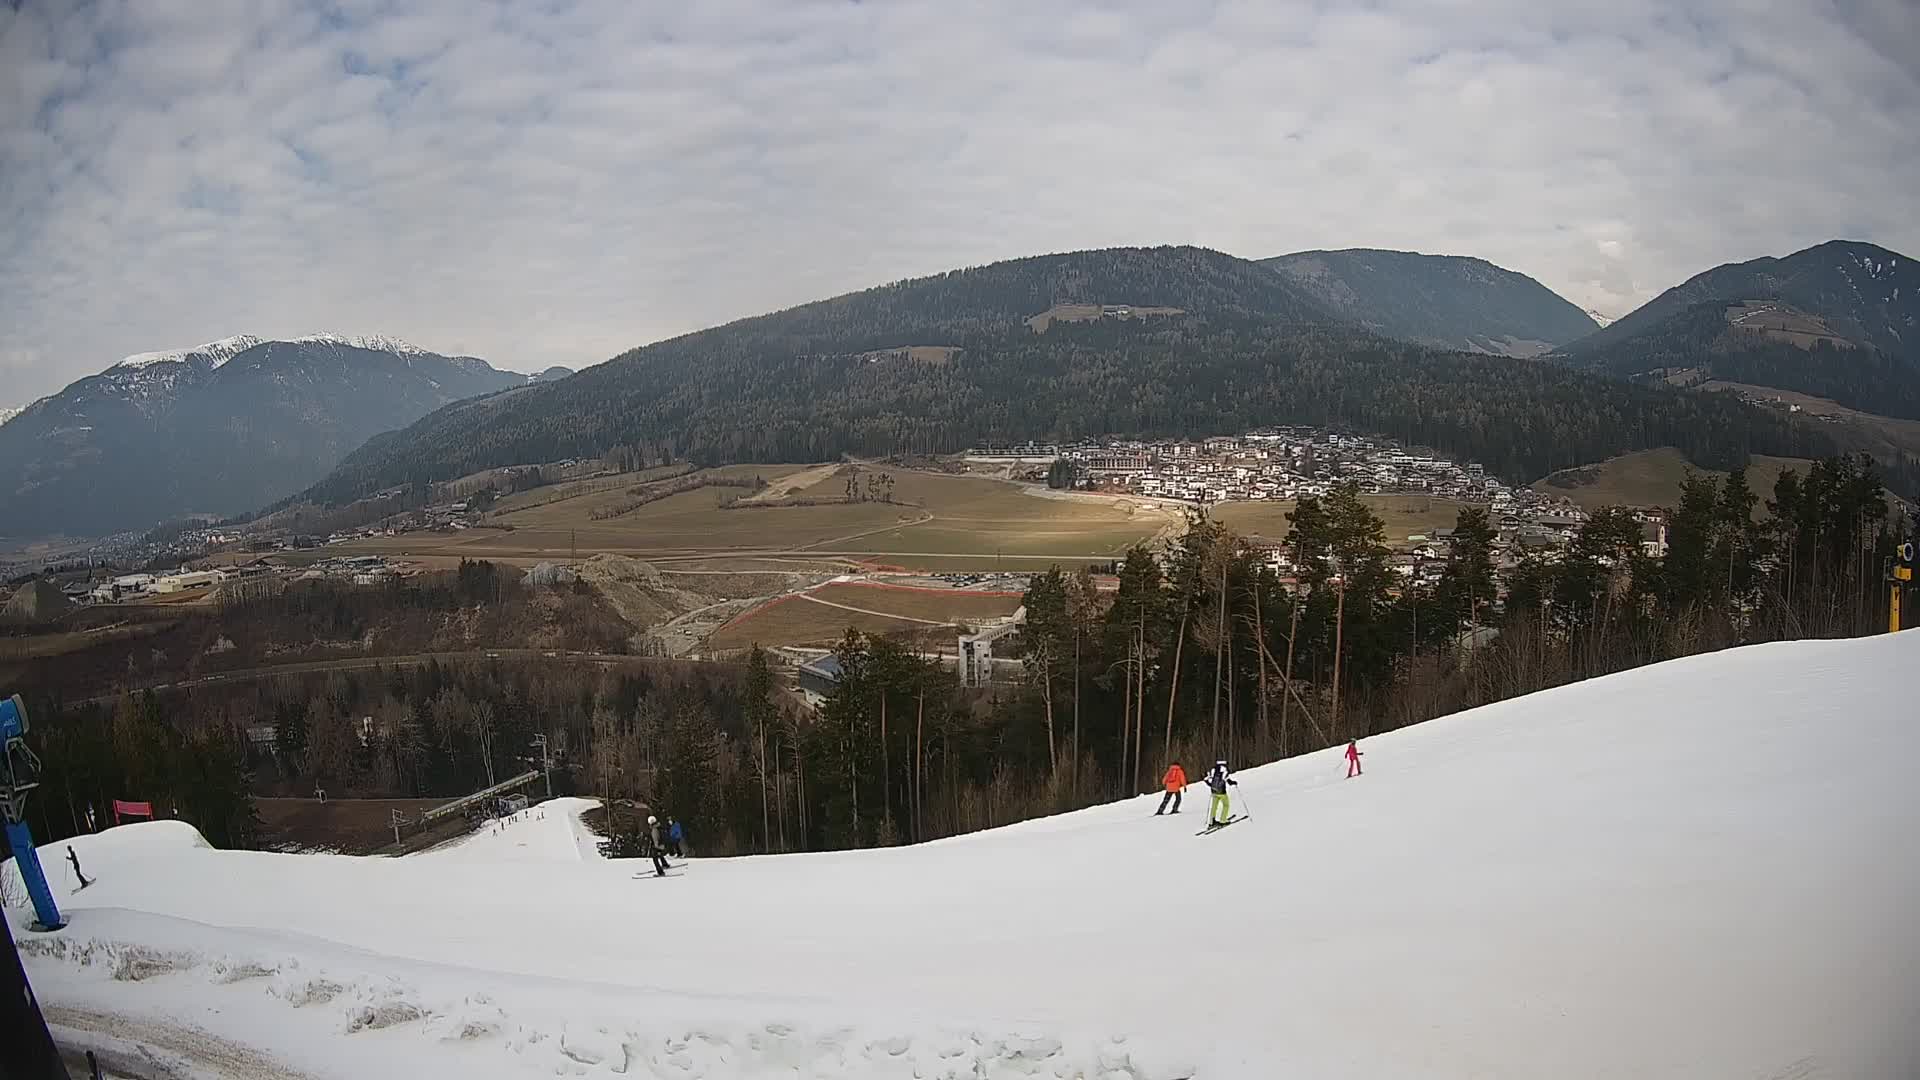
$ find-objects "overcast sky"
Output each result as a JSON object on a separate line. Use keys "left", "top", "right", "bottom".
{"left": 2, "top": 0, "right": 1916, "bottom": 401}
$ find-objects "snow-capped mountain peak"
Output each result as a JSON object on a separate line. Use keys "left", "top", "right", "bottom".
{"left": 291, "top": 332, "right": 429, "bottom": 356}
{"left": 0, "top": 405, "right": 20, "bottom": 427}
{"left": 1585, "top": 308, "right": 1616, "bottom": 328}
{"left": 3, "top": 332, "right": 522, "bottom": 535}
{"left": 111, "top": 334, "right": 266, "bottom": 371}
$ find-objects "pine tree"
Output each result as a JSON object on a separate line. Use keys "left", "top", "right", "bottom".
{"left": 1430, "top": 504, "right": 1498, "bottom": 648}
{"left": 658, "top": 703, "right": 722, "bottom": 845}
{"left": 743, "top": 646, "right": 778, "bottom": 851}
{"left": 1716, "top": 467, "right": 1762, "bottom": 607}
{"left": 1018, "top": 568, "right": 1072, "bottom": 772}
{"left": 1660, "top": 473, "right": 1722, "bottom": 613}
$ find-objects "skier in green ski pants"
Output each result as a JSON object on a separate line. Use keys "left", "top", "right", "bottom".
{"left": 1204, "top": 760, "right": 1236, "bottom": 825}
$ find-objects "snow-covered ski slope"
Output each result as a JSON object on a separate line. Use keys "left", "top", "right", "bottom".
{"left": 14, "top": 633, "right": 1920, "bottom": 1078}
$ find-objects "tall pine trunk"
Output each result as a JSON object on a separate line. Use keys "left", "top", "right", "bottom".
{"left": 1331, "top": 577, "right": 1346, "bottom": 732}
{"left": 774, "top": 736, "right": 787, "bottom": 852}
{"left": 1041, "top": 656, "right": 1056, "bottom": 776}
{"left": 1211, "top": 558, "right": 1226, "bottom": 757}
{"left": 795, "top": 734, "right": 808, "bottom": 851}
{"left": 1226, "top": 605, "right": 1237, "bottom": 765}
{"left": 1162, "top": 604, "right": 1189, "bottom": 788}
{"left": 915, "top": 691, "right": 925, "bottom": 842}
{"left": 880, "top": 693, "right": 890, "bottom": 832}
{"left": 1120, "top": 641, "right": 1133, "bottom": 798}
{"left": 1281, "top": 594, "right": 1300, "bottom": 757}
{"left": 1072, "top": 625, "right": 1080, "bottom": 798}
{"left": 758, "top": 710, "right": 770, "bottom": 853}
{"left": 848, "top": 694, "right": 862, "bottom": 841}
{"left": 1255, "top": 582, "right": 1269, "bottom": 758}
{"left": 1133, "top": 619, "right": 1145, "bottom": 794}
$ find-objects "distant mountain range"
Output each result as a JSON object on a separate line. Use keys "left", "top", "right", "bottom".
{"left": 1565, "top": 241, "right": 1916, "bottom": 359}
{"left": 1260, "top": 248, "right": 1598, "bottom": 356}
{"left": 294, "top": 245, "right": 1830, "bottom": 511}
{"left": 0, "top": 335, "right": 527, "bottom": 537}
{"left": 1557, "top": 240, "right": 1920, "bottom": 424}
{"left": 22, "top": 238, "right": 1916, "bottom": 540}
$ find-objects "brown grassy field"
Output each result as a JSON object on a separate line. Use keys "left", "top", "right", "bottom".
{"left": 1534, "top": 447, "right": 1816, "bottom": 512}
{"left": 1723, "top": 300, "right": 1848, "bottom": 349}
{"left": 491, "top": 463, "right": 694, "bottom": 515}
{"left": 788, "top": 470, "right": 1175, "bottom": 559}
{"left": 1025, "top": 303, "right": 1185, "bottom": 332}
{"left": 708, "top": 594, "right": 955, "bottom": 651}
{"left": 806, "top": 582, "right": 1023, "bottom": 621}
{"left": 707, "top": 581, "right": 1022, "bottom": 650}
{"left": 331, "top": 467, "right": 1175, "bottom": 570}
{"left": 1213, "top": 496, "right": 1472, "bottom": 546}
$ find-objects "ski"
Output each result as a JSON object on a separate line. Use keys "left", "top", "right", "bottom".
{"left": 1196, "top": 815, "right": 1246, "bottom": 835}
{"left": 633, "top": 870, "right": 682, "bottom": 879}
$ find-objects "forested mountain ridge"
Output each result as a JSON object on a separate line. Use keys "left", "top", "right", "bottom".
{"left": 0, "top": 336, "right": 524, "bottom": 537}
{"left": 1554, "top": 241, "right": 1920, "bottom": 426}
{"left": 1562, "top": 240, "right": 1919, "bottom": 359}
{"left": 1558, "top": 299, "right": 1920, "bottom": 420}
{"left": 294, "top": 246, "right": 1840, "bottom": 508}
{"left": 1260, "top": 248, "right": 1598, "bottom": 356}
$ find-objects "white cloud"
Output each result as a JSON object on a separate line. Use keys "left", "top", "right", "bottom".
{"left": 1, "top": 0, "right": 1915, "bottom": 398}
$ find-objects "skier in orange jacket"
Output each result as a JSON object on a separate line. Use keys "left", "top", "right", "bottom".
{"left": 1155, "top": 762, "right": 1187, "bottom": 815}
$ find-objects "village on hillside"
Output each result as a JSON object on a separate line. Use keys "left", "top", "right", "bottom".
{"left": 974, "top": 427, "right": 1665, "bottom": 581}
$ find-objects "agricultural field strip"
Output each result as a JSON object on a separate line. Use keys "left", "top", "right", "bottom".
{"left": 794, "top": 592, "right": 949, "bottom": 625}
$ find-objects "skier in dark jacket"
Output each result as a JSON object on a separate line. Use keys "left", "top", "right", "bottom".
{"left": 666, "top": 818, "right": 686, "bottom": 857}
{"left": 1204, "top": 760, "right": 1237, "bottom": 826}
{"left": 644, "top": 815, "right": 670, "bottom": 877}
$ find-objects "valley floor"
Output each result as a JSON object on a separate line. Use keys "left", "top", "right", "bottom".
{"left": 13, "top": 633, "right": 1920, "bottom": 1078}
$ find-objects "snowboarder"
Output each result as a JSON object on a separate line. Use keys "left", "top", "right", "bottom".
{"left": 1345, "top": 740, "right": 1364, "bottom": 778}
{"left": 1155, "top": 761, "right": 1187, "bottom": 815}
{"left": 666, "top": 817, "right": 686, "bottom": 857}
{"left": 1204, "top": 760, "right": 1237, "bottom": 826}
{"left": 644, "top": 815, "right": 670, "bottom": 877}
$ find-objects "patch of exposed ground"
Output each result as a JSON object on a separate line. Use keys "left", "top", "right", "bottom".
{"left": 575, "top": 554, "right": 835, "bottom": 655}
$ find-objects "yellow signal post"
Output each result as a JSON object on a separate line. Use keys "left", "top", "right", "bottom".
{"left": 1894, "top": 541, "right": 1915, "bottom": 633}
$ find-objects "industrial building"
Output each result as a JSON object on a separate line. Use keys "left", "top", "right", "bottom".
{"left": 151, "top": 570, "right": 223, "bottom": 593}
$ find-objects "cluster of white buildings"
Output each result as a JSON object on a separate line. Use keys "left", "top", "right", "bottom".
{"left": 93, "top": 567, "right": 248, "bottom": 601}
{"left": 295, "top": 554, "right": 399, "bottom": 586}
{"left": 1063, "top": 429, "right": 1553, "bottom": 511}
{"left": 1045, "top": 428, "right": 1658, "bottom": 574}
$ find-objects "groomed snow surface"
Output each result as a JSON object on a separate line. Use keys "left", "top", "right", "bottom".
{"left": 13, "top": 633, "right": 1920, "bottom": 1078}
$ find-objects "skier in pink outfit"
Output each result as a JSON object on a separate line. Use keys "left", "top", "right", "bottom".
{"left": 1345, "top": 740, "right": 1363, "bottom": 778}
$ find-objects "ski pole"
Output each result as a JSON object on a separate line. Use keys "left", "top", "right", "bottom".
{"left": 1234, "top": 785, "right": 1252, "bottom": 819}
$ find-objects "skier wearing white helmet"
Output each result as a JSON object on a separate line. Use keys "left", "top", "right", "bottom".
{"left": 1203, "top": 760, "right": 1237, "bottom": 827}
{"left": 644, "top": 814, "right": 670, "bottom": 877}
